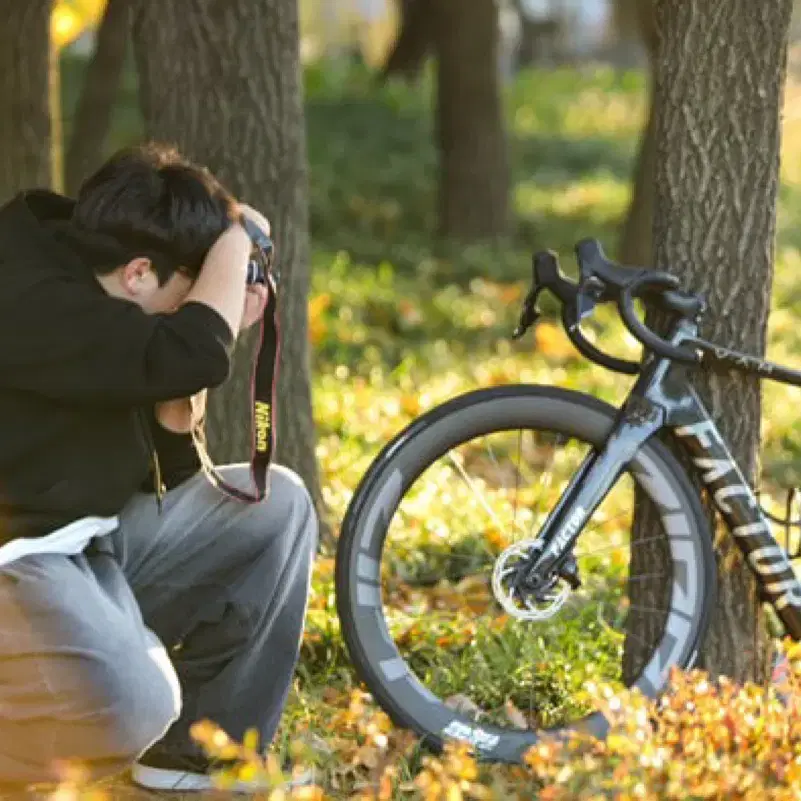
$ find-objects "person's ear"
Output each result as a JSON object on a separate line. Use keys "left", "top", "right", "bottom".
{"left": 119, "top": 257, "right": 157, "bottom": 297}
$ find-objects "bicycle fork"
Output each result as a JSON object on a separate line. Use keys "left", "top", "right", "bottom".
{"left": 520, "top": 396, "right": 665, "bottom": 590}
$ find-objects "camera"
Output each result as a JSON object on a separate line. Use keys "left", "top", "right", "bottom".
{"left": 246, "top": 258, "right": 267, "bottom": 286}
{"left": 242, "top": 217, "right": 276, "bottom": 287}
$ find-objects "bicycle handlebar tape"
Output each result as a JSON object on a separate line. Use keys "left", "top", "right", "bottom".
{"left": 620, "top": 276, "right": 700, "bottom": 364}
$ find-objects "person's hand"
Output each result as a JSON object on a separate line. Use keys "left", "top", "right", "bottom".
{"left": 234, "top": 202, "right": 271, "bottom": 330}
{"left": 241, "top": 282, "right": 269, "bottom": 330}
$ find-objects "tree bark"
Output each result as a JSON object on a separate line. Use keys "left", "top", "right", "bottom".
{"left": 432, "top": 0, "right": 509, "bottom": 241}
{"left": 380, "top": 0, "right": 431, "bottom": 82}
{"left": 618, "top": 0, "right": 657, "bottom": 267}
{"left": 65, "top": 0, "right": 131, "bottom": 195}
{"left": 0, "top": 0, "right": 55, "bottom": 202}
{"left": 618, "top": 91, "right": 656, "bottom": 267}
{"left": 627, "top": 0, "right": 792, "bottom": 685}
{"left": 132, "top": 0, "right": 329, "bottom": 539}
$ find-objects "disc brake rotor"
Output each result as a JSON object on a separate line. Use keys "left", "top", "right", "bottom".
{"left": 491, "top": 540, "right": 571, "bottom": 621}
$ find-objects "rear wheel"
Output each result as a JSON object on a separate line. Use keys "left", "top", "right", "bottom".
{"left": 335, "top": 385, "right": 716, "bottom": 762}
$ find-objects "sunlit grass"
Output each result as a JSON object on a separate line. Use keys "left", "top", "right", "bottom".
{"left": 515, "top": 174, "right": 631, "bottom": 226}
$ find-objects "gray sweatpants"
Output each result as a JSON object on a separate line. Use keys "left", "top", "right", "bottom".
{"left": 0, "top": 464, "right": 317, "bottom": 786}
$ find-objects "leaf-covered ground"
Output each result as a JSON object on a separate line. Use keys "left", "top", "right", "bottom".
{"left": 55, "top": 58, "right": 801, "bottom": 798}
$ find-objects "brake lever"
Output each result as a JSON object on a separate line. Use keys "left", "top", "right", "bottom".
{"left": 512, "top": 283, "right": 542, "bottom": 340}
{"left": 512, "top": 250, "right": 576, "bottom": 340}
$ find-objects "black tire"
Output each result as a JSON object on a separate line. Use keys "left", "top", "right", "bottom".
{"left": 335, "top": 385, "right": 716, "bottom": 763}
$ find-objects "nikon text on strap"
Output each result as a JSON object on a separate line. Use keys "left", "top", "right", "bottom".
{"left": 191, "top": 225, "right": 280, "bottom": 503}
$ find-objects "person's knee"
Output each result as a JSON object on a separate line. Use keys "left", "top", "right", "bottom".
{"left": 212, "top": 463, "right": 317, "bottom": 573}
{"left": 270, "top": 465, "right": 318, "bottom": 552}
{"left": 111, "top": 646, "right": 180, "bottom": 759}
{"left": 81, "top": 641, "right": 181, "bottom": 766}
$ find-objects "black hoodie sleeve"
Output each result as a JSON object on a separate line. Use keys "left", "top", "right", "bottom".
{"left": 0, "top": 272, "right": 234, "bottom": 405}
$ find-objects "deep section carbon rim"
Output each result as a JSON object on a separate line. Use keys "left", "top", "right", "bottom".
{"left": 336, "top": 385, "right": 715, "bottom": 763}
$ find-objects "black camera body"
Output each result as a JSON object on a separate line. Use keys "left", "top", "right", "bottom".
{"left": 246, "top": 259, "right": 266, "bottom": 286}
{"left": 242, "top": 217, "right": 276, "bottom": 287}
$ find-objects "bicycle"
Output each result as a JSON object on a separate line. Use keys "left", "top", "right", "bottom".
{"left": 334, "top": 238, "right": 801, "bottom": 763}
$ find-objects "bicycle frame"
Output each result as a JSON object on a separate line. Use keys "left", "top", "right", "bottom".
{"left": 529, "top": 316, "right": 801, "bottom": 640}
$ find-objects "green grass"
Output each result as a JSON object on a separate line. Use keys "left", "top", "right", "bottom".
{"left": 56, "top": 55, "right": 801, "bottom": 798}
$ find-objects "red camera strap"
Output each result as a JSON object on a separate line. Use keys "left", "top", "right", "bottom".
{"left": 192, "top": 272, "right": 280, "bottom": 502}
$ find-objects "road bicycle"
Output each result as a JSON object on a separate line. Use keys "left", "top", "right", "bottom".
{"left": 334, "top": 238, "right": 801, "bottom": 763}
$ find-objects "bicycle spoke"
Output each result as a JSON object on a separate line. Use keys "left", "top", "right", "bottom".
{"left": 627, "top": 603, "right": 670, "bottom": 616}
{"left": 446, "top": 451, "right": 515, "bottom": 537}
{"left": 512, "top": 429, "right": 522, "bottom": 530}
{"left": 576, "top": 534, "right": 664, "bottom": 559}
{"left": 624, "top": 573, "right": 669, "bottom": 583}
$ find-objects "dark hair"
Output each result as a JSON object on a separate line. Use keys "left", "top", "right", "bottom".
{"left": 72, "top": 143, "right": 238, "bottom": 284}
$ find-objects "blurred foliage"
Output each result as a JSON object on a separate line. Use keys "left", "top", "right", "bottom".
{"left": 189, "top": 640, "right": 801, "bottom": 799}
{"left": 53, "top": 641, "right": 801, "bottom": 799}
{"left": 524, "top": 639, "right": 801, "bottom": 800}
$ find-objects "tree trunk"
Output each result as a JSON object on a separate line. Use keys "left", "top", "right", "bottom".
{"left": 380, "top": 0, "right": 431, "bottom": 82}
{"left": 618, "top": 0, "right": 657, "bottom": 267}
{"left": 627, "top": 0, "right": 792, "bottom": 685}
{"left": 65, "top": 0, "right": 131, "bottom": 195}
{"left": 0, "top": 0, "right": 55, "bottom": 202}
{"left": 618, "top": 92, "right": 656, "bottom": 266}
{"left": 432, "top": 0, "right": 509, "bottom": 241}
{"left": 132, "top": 0, "right": 329, "bottom": 540}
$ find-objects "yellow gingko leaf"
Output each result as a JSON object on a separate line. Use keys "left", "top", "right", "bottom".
{"left": 446, "top": 784, "right": 464, "bottom": 801}
{"left": 534, "top": 321, "right": 577, "bottom": 361}
{"left": 52, "top": 0, "right": 107, "bottom": 50}
{"left": 400, "top": 392, "right": 421, "bottom": 417}
{"left": 484, "top": 526, "right": 509, "bottom": 552}
{"left": 290, "top": 787, "right": 325, "bottom": 801}
{"left": 314, "top": 556, "right": 335, "bottom": 578}
{"left": 242, "top": 727, "right": 260, "bottom": 752}
{"left": 378, "top": 770, "right": 394, "bottom": 800}
{"left": 51, "top": 5, "right": 83, "bottom": 49}
{"left": 307, "top": 293, "right": 331, "bottom": 345}
{"left": 237, "top": 762, "right": 260, "bottom": 783}
{"left": 606, "top": 733, "right": 636, "bottom": 755}
{"left": 504, "top": 698, "right": 529, "bottom": 730}
{"left": 308, "top": 292, "right": 331, "bottom": 318}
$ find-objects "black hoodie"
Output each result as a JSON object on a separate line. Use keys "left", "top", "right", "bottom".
{"left": 0, "top": 189, "right": 234, "bottom": 543}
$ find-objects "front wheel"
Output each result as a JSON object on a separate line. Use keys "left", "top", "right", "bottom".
{"left": 335, "top": 385, "right": 716, "bottom": 763}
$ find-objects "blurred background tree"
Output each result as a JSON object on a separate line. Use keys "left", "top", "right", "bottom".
{"left": 432, "top": 0, "right": 510, "bottom": 240}
{"left": 64, "top": 0, "right": 129, "bottom": 194}
{"left": 131, "top": 0, "right": 325, "bottom": 536}
{"left": 615, "top": 0, "right": 656, "bottom": 267}
{"left": 0, "top": 0, "right": 58, "bottom": 199}
{"left": 379, "top": 0, "right": 510, "bottom": 241}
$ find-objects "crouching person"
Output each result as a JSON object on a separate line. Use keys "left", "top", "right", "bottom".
{"left": 0, "top": 144, "right": 316, "bottom": 793}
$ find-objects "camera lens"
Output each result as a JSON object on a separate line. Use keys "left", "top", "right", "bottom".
{"left": 246, "top": 259, "right": 265, "bottom": 285}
